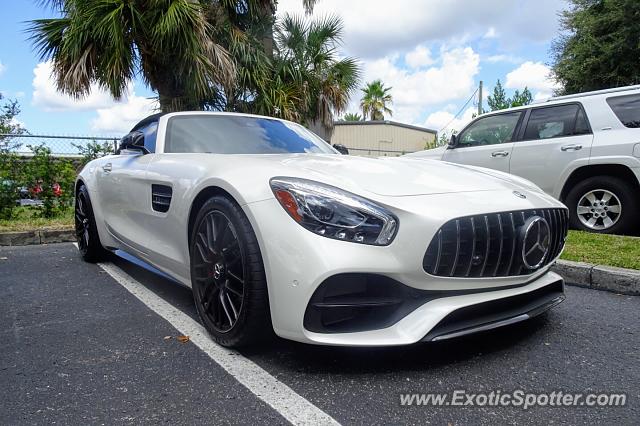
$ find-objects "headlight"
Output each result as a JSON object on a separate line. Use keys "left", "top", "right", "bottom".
{"left": 270, "top": 177, "right": 398, "bottom": 246}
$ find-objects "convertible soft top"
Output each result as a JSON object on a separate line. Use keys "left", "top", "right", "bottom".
{"left": 130, "top": 112, "right": 165, "bottom": 132}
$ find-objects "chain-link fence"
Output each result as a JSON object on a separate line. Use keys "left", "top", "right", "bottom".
{"left": 0, "top": 133, "right": 415, "bottom": 158}
{"left": 0, "top": 133, "right": 119, "bottom": 157}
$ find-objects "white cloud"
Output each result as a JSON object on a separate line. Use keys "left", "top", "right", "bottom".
{"left": 505, "top": 61, "right": 560, "bottom": 97}
{"left": 32, "top": 61, "right": 118, "bottom": 112}
{"left": 483, "top": 27, "right": 498, "bottom": 39}
{"left": 424, "top": 106, "right": 476, "bottom": 133}
{"left": 405, "top": 45, "right": 433, "bottom": 69}
{"left": 277, "top": 0, "right": 565, "bottom": 58}
{"left": 31, "top": 61, "right": 157, "bottom": 134}
{"left": 91, "top": 94, "right": 158, "bottom": 134}
{"left": 358, "top": 47, "right": 480, "bottom": 124}
{"left": 486, "top": 54, "right": 522, "bottom": 64}
{"left": 0, "top": 61, "right": 5, "bottom": 77}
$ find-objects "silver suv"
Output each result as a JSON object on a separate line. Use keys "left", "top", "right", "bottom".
{"left": 409, "top": 85, "right": 640, "bottom": 234}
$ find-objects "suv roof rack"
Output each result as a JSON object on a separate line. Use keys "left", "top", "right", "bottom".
{"left": 533, "top": 84, "right": 640, "bottom": 104}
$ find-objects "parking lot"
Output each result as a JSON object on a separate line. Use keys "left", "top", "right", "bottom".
{"left": 1, "top": 242, "right": 639, "bottom": 425}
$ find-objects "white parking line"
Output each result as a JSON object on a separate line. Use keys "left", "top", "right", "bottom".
{"left": 96, "top": 260, "right": 340, "bottom": 426}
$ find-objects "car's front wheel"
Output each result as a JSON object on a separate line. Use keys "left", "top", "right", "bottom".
{"left": 190, "top": 196, "right": 272, "bottom": 348}
{"left": 75, "top": 184, "right": 108, "bottom": 262}
{"left": 566, "top": 176, "right": 639, "bottom": 234}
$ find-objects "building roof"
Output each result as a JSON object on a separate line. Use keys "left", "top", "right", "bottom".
{"left": 334, "top": 120, "right": 437, "bottom": 135}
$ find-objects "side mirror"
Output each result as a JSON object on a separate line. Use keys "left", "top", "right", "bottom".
{"left": 448, "top": 134, "right": 458, "bottom": 148}
{"left": 119, "top": 131, "right": 148, "bottom": 154}
{"left": 333, "top": 144, "right": 349, "bottom": 155}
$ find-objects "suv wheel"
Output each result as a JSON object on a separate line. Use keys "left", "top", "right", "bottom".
{"left": 566, "top": 176, "right": 639, "bottom": 234}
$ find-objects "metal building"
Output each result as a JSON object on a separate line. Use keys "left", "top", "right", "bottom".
{"left": 329, "top": 121, "right": 437, "bottom": 157}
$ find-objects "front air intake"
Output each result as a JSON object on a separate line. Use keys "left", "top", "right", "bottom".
{"left": 423, "top": 209, "right": 568, "bottom": 278}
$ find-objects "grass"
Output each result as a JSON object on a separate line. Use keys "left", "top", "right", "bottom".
{"left": 0, "top": 206, "right": 74, "bottom": 232}
{"left": 561, "top": 230, "right": 640, "bottom": 270}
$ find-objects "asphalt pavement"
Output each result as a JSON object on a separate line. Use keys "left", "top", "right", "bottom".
{"left": 1, "top": 243, "right": 638, "bottom": 425}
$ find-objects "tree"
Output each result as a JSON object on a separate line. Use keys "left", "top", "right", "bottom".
{"left": 360, "top": 80, "right": 393, "bottom": 120}
{"left": 509, "top": 88, "right": 533, "bottom": 107}
{"left": 342, "top": 113, "right": 363, "bottom": 121}
{"left": 255, "top": 14, "right": 360, "bottom": 130}
{"left": 486, "top": 79, "right": 533, "bottom": 111}
{"left": 487, "top": 80, "right": 509, "bottom": 111}
{"left": 30, "top": 1, "right": 321, "bottom": 113}
{"left": 0, "top": 95, "right": 26, "bottom": 150}
{"left": 0, "top": 96, "right": 27, "bottom": 219}
{"left": 551, "top": 0, "right": 640, "bottom": 94}
{"left": 29, "top": 0, "right": 236, "bottom": 112}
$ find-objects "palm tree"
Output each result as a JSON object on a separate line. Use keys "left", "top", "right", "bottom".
{"left": 342, "top": 112, "right": 363, "bottom": 121}
{"left": 29, "top": 0, "right": 239, "bottom": 112}
{"left": 360, "top": 80, "right": 393, "bottom": 121}
{"left": 261, "top": 14, "right": 361, "bottom": 130}
{"left": 29, "top": 0, "right": 321, "bottom": 113}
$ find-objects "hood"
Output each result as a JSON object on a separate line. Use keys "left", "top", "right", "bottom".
{"left": 403, "top": 145, "right": 446, "bottom": 160}
{"left": 260, "top": 154, "right": 543, "bottom": 197}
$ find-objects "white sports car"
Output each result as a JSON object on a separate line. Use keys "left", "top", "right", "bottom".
{"left": 75, "top": 112, "right": 568, "bottom": 347}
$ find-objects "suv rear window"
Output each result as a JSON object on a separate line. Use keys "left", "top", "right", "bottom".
{"left": 607, "top": 94, "right": 640, "bottom": 128}
{"left": 523, "top": 104, "right": 589, "bottom": 140}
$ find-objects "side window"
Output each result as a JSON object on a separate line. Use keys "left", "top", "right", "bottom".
{"left": 523, "top": 104, "right": 586, "bottom": 140}
{"left": 606, "top": 94, "right": 640, "bottom": 128}
{"left": 574, "top": 107, "right": 591, "bottom": 135}
{"left": 141, "top": 122, "right": 158, "bottom": 153}
{"left": 457, "top": 112, "right": 521, "bottom": 147}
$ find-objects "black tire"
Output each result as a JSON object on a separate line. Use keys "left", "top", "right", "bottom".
{"left": 75, "top": 184, "right": 108, "bottom": 262}
{"left": 565, "top": 175, "right": 639, "bottom": 235}
{"left": 190, "top": 195, "right": 272, "bottom": 348}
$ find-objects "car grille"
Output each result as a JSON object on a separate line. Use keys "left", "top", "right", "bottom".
{"left": 423, "top": 208, "right": 568, "bottom": 278}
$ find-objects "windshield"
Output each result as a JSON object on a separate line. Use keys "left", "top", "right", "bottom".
{"left": 164, "top": 115, "right": 337, "bottom": 154}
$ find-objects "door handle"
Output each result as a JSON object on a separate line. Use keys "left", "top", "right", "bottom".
{"left": 491, "top": 151, "right": 509, "bottom": 157}
{"left": 102, "top": 163, "right": 112, "bottom": 173}
{"left": 561, "top": 144, "right": 582, "bottom": 151}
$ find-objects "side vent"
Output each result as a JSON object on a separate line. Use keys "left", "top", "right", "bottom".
{"left": 151, "top": 184, "right": 172, "bottom": 213}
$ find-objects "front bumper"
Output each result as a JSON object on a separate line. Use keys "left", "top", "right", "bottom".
{"left": 243, "top": 189, "right": 566, "bottom": 346}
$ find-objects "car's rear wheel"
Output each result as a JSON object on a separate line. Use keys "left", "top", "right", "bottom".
{"left": 566, "top": 176, "right": 639, "bottom": 234}
{"left": 75, "top": 184, "right": 107, "bottom": 262}
{"left": 190, "top": 196, "right": 271, "bottom": 348}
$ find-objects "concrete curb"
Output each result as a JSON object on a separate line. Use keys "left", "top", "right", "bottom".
{"left": 0, "top": 228, "right": 75, "bottom": 246}
{"left": 552, "top": 259, "right": 640, "bottom": 296}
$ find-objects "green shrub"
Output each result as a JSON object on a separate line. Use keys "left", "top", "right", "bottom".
{"left": 0, "top": 149, "right": 23, "bottom": 220}
{"left": 73, "top": 140, "right": 114, "bottom": 169}
{"left": 26, "top": 145, "right": 76, "bottom": 218}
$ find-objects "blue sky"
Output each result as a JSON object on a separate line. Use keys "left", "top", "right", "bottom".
{"left": 0, "top": 0, "right": 566, "bottom": 137}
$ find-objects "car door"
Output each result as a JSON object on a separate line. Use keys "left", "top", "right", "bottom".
{"left": 509, "top": 103, "right": 594, "bottom": 196}
{"left": 95, "top": 124, "right": 157, "bottom": 255}
{"left": 442, "top": 111, "right": 523, "bottom": 173}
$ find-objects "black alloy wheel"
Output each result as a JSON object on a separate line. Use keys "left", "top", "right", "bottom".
{"left": 75, "top": 191, "right": 91, "bottom": 253}
{"left": 192, "top": 211, "right": 246, "bottom": 332}
{"left": 75, "top": 184, "right": 106, "bottom": 262}
{"left": 190, "top": 195, "right": 271, "bottom": 347}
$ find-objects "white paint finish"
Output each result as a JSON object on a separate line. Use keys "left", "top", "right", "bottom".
{"left": 76, "top": 112, "right": 568, "bottom": 346}
{"left": 300, "top": 271, "right": 563, "bottom": 346}
{"left": 97, "top": 261, "right": 340, "bottom": 426}
{"left": 408, "top": 85, "right": 640, "bottom": 198}
{"left": 442, "top": 142, "right": 514, "bottom": 173}
{"left": 510, "top": 133, "right": 594, "bottom": 196}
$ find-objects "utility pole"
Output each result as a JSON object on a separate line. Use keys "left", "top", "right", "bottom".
{"left": 478, "top": 80, "right": 483, "bottom": 116}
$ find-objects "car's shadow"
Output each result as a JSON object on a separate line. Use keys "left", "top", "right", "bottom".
{"left": 240, "top": 314, "right": 553, "bottom": 375}
{"left": 108, "top": 252, "right": 557, "bottom": 375}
